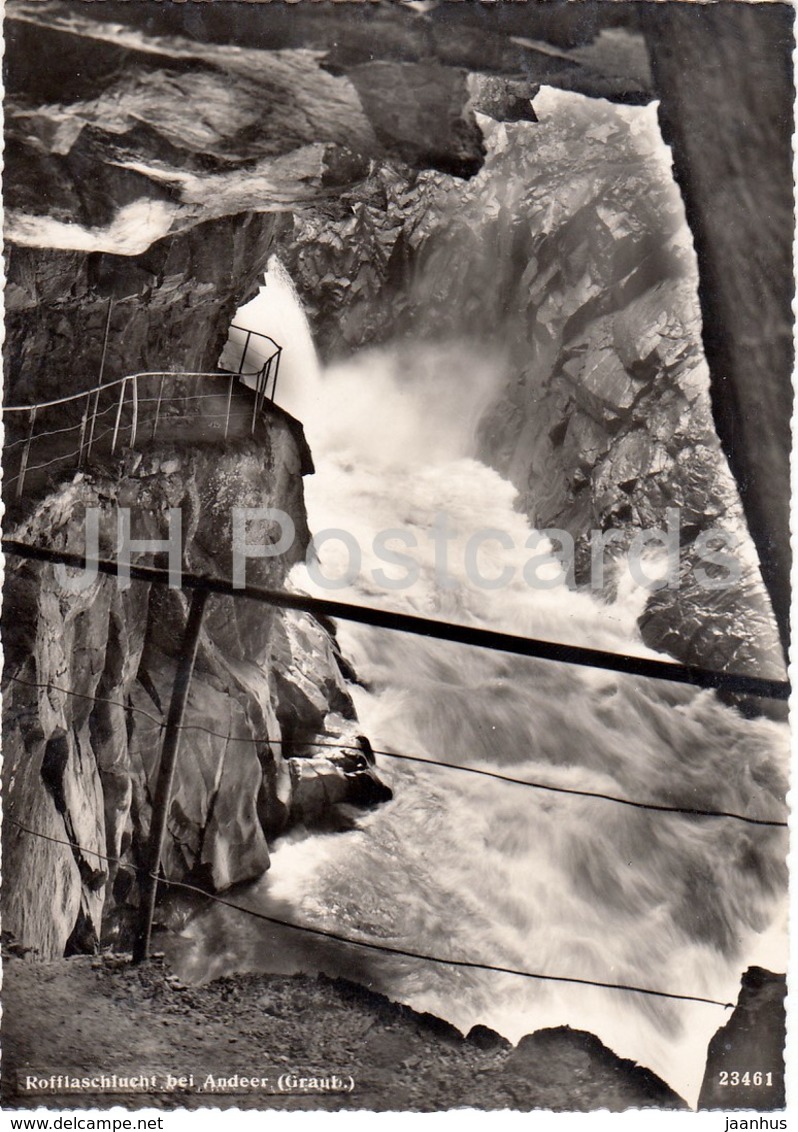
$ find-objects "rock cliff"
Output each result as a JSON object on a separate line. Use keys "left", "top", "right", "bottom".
{"left": 3, "top": 413, "right": 389, "bottom": 959}
{"left": 280, "top": 95, "right": 785, "bottom": 683}
{"left": 644, "top": 3, "right": 794, "bottom": 655}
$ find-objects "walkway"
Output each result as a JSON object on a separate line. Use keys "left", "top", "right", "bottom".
{"left": 4, "top": 327, "right": 283, "bottom": 505}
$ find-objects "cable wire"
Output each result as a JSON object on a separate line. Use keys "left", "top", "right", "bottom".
{"left": 5, "top": 674, "right": 786, "bottom": 829}
{"left": 4, "top": 816, "right": 736, "bottom": 1010}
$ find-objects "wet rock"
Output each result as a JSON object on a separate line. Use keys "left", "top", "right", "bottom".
{"left": 466, "top": 1024, "right": 512, "bottom": 1051}
{"left": 288, "top": 733, "right": 392, "bottom": 829}
{"left": 2, "top": 726, "right": 83, "bottom": 961}
{"left": 272, "top": 610, "right": 356, "bottom": 741}
{"left": 347, "top": 62, "right": 484, "bottom": 177}
{"left": 468, "top": 74, "right": 540, "bottom": 125}
{"left": 504, "top": 1028, "right": 686, "bottom": 1110}
{"left": 570, "top": 348, "right": 638, "bottom": 419}
{"left": 128, "top": 655, "right": 272, "bottom": 892}
{"left": 698, "top": 967, "right": 786, "bottom": 1110}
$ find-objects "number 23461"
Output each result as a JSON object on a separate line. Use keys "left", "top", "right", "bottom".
{"left": 718, "top": 1072, "right": 773, "bottom": 1087}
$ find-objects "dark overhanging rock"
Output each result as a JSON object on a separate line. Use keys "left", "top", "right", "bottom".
{"left": 642, "top": 3, "right": 794, "bottom": 658}
{"left": 346, "top": 61, "right": 486, "bottom": 178}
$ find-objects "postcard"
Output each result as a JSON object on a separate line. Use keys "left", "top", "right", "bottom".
{"left": 2, "top": 1, "right": 792, "bottom": 1128}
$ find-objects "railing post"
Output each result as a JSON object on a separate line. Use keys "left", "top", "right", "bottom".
{"left": 152, "top": 375, "right": 166, "bottom": 441}
{"left": 98, "top": 298, "right": 113, "bottom": 384}
{"left": 110, "top": 378, "right": 127, "bottom": 455}
{"left": 16, "top": 405, "right": 38, "bottom": 498}
{"left": 130, "top": 375, "right": 139, "bottom": 449}
{"left": 85, "top": 389, "right": 100, "bottom": 463}
{"left": 250, "top": 372, "right": 259, "bottom": 435}
{"left": 224, "top": 373, "right": 234, "bottom": 440}
{"left": 255, "top": 362, "right": 266, "bottom": 416}
{"left": 86, "top": 297, "right": 114, "bottom": 462}
{"left": 132, "top": 588, "right": 208, "bottom": 965}
{"left": 271, "top": 348, "right": 281, "bottom": 404}
{"left": 78, "top": 393, "right": 90, "bottom": 467}
{"left": 264, "top": 359, "right": 274, "bottom": 410}
{"left": 238, "top": 331, "right": 252, "bottom": 376}
{"left": 251, "top": 361, "right": 266, "bottom": 433}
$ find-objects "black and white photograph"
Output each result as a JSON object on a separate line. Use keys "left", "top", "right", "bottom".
{"left": 1, "top": 0, "right": 793, "bottom": 1124}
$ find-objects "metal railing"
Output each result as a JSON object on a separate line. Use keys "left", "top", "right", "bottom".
{"left": 229, "top": 322, "right": 282, "bottom": 410}
{"left": 5, "top": 340, "right": 282, "bottom": 500}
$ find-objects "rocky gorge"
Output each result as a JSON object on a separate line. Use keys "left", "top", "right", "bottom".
{"left": 1, "top": 1, "right": 791, "bottom": 1108}
{"left": 2, "top": 0, "right": 682, "bottom": 964}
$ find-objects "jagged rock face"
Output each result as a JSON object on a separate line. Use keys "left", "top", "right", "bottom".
{"left": 5, "top": 210, "right": 292, "bottom": 407}
{"left": 698, "top": 967, "right": 786, "bottom": 1110}
{"left": 4, "top": 2, "right": 372, "bottom": 406}
{"left": 283, "top": 92, "right": 784, "bottom": 681}
{"left": 2, "top": 418, "right": 389, "bottom": 959}
{"left": 460, "top": 102, "right": 784, "bottom": 680}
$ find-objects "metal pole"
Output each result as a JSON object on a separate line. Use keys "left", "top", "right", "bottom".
{"left": 98, "top": 297, "right": 113, "bottom": 384}
{"left": 77, "top": 394, "right": 90, "bottom": 467}
{"left": 252, "top": 361, "right": 266, "bottom": 428}
{"left": 2, "top": 539, "right": 791, "bottom": 702}
{"left": 262, "top": 359, "right": 272, "bottom": 411}
{"left": 110, "top": 378, "right": 126, "bottom": 455}
{"left": 238, "top": 331, "right": 252, "bottom": 376}
{"left": 250, "top": 372, "right": 259, "bottom": 435}
{"left": 16, "top": 406, "right": 37, "bottom": 498}
{"left": 151, "top": 374, "right": 166, "bottom": 440}
{"left": 85, "top": 388, "right": 100, "bottom": 462}
{"left": 86, "top": 298, "right": 113, "bottom": 460}
{"left": 255, "top": 362, "right": 266, "bottom": 416}
{"left": 132, "top": 588, "right": 209, "bottom": 964}
{"left": 223, "top": 373, "right": 234, "bottom": 440}
{"left": 130, "top": 374, "right": 139, "bottom": 449}
{"left": 271, "top": 349, "right": 281, "bottom": 404}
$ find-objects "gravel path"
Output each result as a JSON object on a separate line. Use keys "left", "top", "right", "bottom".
{"left": 2, "top": 954, "right": 685, "bottom": 1112}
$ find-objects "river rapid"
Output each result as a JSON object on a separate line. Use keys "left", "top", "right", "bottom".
{"left": 173, "top": 268, "right": 788, "bottom": 1105}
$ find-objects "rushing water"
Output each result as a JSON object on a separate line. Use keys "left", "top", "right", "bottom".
{"left": 172, "top": 264, "right": 788, "bottom": 1107}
